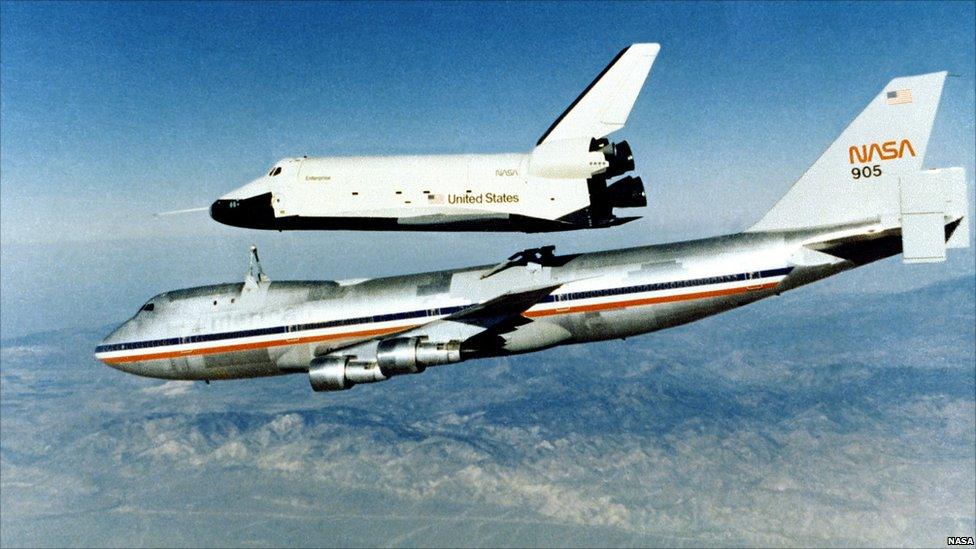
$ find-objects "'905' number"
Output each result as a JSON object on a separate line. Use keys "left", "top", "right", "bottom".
{"left": 852, "top": 165, "right": 881, "bottom": 179}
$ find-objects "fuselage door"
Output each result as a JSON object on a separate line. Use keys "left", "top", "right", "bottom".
{"left": 273, "top": 158, "right": 308, "bottom": 218}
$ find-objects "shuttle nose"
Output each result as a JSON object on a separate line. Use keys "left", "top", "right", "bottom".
{"left": 209, "top": 198, "right": 239, "bottom": 225}
{"left": 210, "top": 192, "right": 277, "bottom": 229}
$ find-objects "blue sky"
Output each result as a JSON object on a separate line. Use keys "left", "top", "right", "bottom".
{"left": 1, "top": 1, "right": 974, "bottom": 337}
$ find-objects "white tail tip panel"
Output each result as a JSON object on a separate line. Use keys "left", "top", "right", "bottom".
{"left": 750, "top": 72, "right": 949, "bottom": 233}
{"left": 537, "top": 43, "right": 660, "bottom": 145}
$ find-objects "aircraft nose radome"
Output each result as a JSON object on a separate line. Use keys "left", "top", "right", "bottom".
{"left": 94, "top": 334, "right": 125, "bottom": 371}
{"left": 210, "top": 199, "right": 234, "bottom": 224}
{"left": 210, "top": 198, "right": 249, "bottom": 227}
{"left": 210, "top": 193, "right": 276, "bottom": 229}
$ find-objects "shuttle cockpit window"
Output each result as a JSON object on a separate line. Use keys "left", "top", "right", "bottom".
{"left": 140, "top": 302, "right": 155, "bottom": 312}
{"left": 268, "top": 166, "right": 282, "bottom": 177}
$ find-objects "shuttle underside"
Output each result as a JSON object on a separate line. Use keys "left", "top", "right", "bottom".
{"left": 210, "top": 191, "right": 641, "bottom": 232}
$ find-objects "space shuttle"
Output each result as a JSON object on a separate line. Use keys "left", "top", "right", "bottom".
{"left": 210, "top": 44, "right": 660, "bottom": 232}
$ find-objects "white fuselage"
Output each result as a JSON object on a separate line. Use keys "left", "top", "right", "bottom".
{"left": 95, "top": 223, "right": 891, "bottom": 383}
{"left": 207, "top": 43, "right": 661, "bottom": 233}
{"left": 209, "top": 138, "right": 645, "bottom": 232}
{"left": 261, "top": 154, "right": 591, "bottom": 222}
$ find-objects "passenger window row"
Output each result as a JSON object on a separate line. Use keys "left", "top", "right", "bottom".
{"left": 97, "top": 268, "right": 790, "bottom": 353}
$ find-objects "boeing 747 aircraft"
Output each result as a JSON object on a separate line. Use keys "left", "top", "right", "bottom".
{"left": 100, "top": 72, "right": 969, "bottom": 392}
{"left": 210, "top": 44, "right": 659, "bottom": 232}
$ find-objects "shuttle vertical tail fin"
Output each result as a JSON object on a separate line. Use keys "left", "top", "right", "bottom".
{"left": 537, "top": 43, "right": 660, "bottom": 145}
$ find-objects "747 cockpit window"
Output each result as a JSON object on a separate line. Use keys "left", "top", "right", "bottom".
{"left": 140, "top": 302, "right": 155, "bottom": 312}
{"left": 268, "top": 166, "right": 282, "bottom": 177}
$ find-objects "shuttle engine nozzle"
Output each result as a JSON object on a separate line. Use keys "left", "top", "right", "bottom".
{"left": 604, "top": 141, "right": 636, "bottom": 179}
{"left": 606, "top": 175, "right": 647, "bottom": 209}
{"left": 590, "top": 138, "right": 636, "bottom": 179}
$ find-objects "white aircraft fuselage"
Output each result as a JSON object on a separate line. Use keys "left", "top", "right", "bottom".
{"left": 210, "top": 44, "right": 660, "bottom": 232}
{"left": 95, "top": 215, "right": 966, "bottom": 392}
{"left": 210, "top": 147, "right": 644, "bottom": 232}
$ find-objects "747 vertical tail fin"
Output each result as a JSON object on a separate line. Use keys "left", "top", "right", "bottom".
{"left": 748, "top": 72, "right": 969, "bottom": 263}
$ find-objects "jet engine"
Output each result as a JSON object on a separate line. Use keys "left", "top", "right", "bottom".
{"left": 376, "top": 337, "right": 462, "bottom": 375}
{"left": 308, "top": 356, "right": 379, "bottom": 392}
{"left": 308, "top": 337, "right": 462, "bottom": 392}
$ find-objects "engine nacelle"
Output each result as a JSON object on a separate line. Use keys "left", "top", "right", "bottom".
{"left": 606, "top": 175, "right": 647, "bottom": 209}
{"left": 308, "top": 356, "right": 353, "bottom": 392}
{"left": 377, "top": 337, "right": 462, "bottom": 376}
{"left": 308, "top": 356, "right": 388, "bottom": 392}
{"left": 307, "top": 338, "right": 462, "bottom": 392}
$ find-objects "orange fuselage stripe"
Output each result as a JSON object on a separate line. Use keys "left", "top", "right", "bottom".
{"left": 523, "top": 281, "right": 777, "bottom": 317}
{"left": 100, "top": 325, "right": 417, "bottom": 365}
{"left": 101, "top": 281, "right": 779, "bottom": 364}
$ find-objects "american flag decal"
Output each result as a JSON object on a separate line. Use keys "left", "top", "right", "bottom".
{"left": 886, "top": 89, "right": 913, "bottom": 105}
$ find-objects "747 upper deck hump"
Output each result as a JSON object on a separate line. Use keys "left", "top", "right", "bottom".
{"left": 210, "top": 44, "right": 659, "bottom": 233}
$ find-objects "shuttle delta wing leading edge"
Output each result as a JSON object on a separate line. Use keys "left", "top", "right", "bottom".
{"left": 99, "top": 71, "right": 969, "bottom": 392}
{"left": 210, "top": 44, "right": 660, "bottom": 233}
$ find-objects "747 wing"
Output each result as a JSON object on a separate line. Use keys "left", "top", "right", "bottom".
{"left": 323, "top": 282, "right": 565, "bottom": 361}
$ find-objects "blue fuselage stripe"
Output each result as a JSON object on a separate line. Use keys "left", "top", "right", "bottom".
{"left": 96, "top": 267, "right": 794, "bottom": 354}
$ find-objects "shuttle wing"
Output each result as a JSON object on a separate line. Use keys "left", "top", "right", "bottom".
{"left": 537, "top": 43, "right": 660, "bottom": 145}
